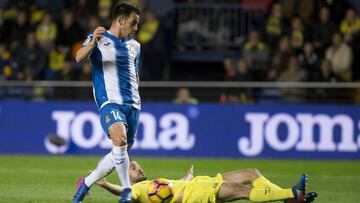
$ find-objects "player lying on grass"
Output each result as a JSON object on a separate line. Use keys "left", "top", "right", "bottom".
{"left": 76, "top": 160, "right": 317, "bottom": 203}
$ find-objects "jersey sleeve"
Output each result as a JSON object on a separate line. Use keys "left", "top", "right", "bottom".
{"left": 82, "top": 34, "right": 94, "bottom": 47}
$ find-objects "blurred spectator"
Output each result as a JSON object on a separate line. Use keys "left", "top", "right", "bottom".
{"left": 311, "top": 6, "right": 337, "bottom": 53}
{"left": 283, "top": 0, "right": 314, "bottom": 26}
{"left": 0, "top": 43, "right": 14, "bottom": 80}
{"left": 224, "top": 59, "right": 253, "bottom": 103}
{"left": 277, "top": 56, "right": 308, "bottom": 102}
{"left": 310, "top": 59, "right": 339, "bottom": 102}
{"left": 289, "top": 16, "right": 307, "bottom": 54}
{"left": 30, "top": 3, "right": 46, "bottom": 25}
{"left": 340, "top": 7, "right": 360, "bottom": 43}
{"left": 14, "top": 32, "right": 47, "bottom": 81}
{"left": 138, "top": 10, "right": 160, "bottom": 47}
{"left": 317, "top": 59, "right": 338, "bottom": 82}
{"left": 174, "top": 87, "right": 199, "bottom": 105}
{"left": 7, "top": 10, "right": 31, "bottom": 52}
{"left": 242, "top": 30, "right": 270, "bottom": 81}
{"left": 138, "top": 10, "right": 166, "bottom": 80}
{"left": 263, "top": 2, "right": 288, "bottom": 48}
{"left": 53, "top": 60, "right": 76, "bottom": 81}
{"left": 315, "top": 0, "right": 351, "bottom": 24}
{"left": 229, "top": 59, "right": 254, "bottom": 82}
{"left": 98, "top": 0, "right": 112, "bottom": 21}
{"left": 267, "top": 35, "right": 292, "bottom": 81}
{"left": 35, "top": 12, "right": 57, "bottom": 51}
{"left": 223, "top": 58, "right": 236, "bottom": 79}
{"left": 56, "top": 10, "right": 84, "bottom": 52}
{"left": 45, "top": 45, "right": 69, "bottom": 80}
{"left": 298, "top": 42, "right": 319, "bottom": 81}
{"left": 325, "top": 32, "right": 353, "bottom": 81}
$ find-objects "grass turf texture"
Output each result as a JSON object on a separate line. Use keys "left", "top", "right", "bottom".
{"left": 0, "top": 155, "right": 359, "bottom": 203}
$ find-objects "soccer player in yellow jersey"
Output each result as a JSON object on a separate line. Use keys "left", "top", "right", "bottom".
{"left": 82, "top": 161, "right": 317, "bottom": 203}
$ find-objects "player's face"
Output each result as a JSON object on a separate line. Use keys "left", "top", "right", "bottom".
{"left": 129, "top": 161, "right": 146, "bottom": 183}
{"left": 120, "top": 12, "right": 139, "bottom": 39}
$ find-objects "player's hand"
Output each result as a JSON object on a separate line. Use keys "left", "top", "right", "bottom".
{"left": 96, "top": 176, "right": 107, "bottom": 186}
{"left": 90, "top": 26, "right": 106, "bottom": 46}
{"left": 185, "top": 165, "right": 194, "bottom": 181}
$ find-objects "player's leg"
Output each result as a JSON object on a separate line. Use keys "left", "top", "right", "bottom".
{"left": 85, "top": 152, "right": 115, "bottom": 186}
{"left": 110, "top": 106, "right": 140, "bottom": 203}
{"left": 222, "top": 168, "right": 261, "bottom": 184}
{"left": 73, "top": 153, "right": 115, "bottom": 203}
{"left": 216, "top": 182, "right": 251, "bottom": 202}
{"left": 247, "top": 174, "right": 307, "bottom": 202}
{"left": 218, "top": 171, "right": 307, "bottom": 202}
{"left": 217, "top": 181, "right": 294, "bottom": 203}
{"left": 109, "top": 122, "right": 132, "bottom": 203}
{"left": 222, "top": 168, "right": 283, "bottom": 190}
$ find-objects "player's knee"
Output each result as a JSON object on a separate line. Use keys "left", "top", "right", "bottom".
{"left": 248, "top": 168, "right": 261, "bottom": 177}
{"left": 112, "top": 135, "right": 127, "bottom": 146}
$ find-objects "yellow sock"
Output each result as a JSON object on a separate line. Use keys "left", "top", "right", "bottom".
{"left": 249, "top": 188, "right": 294, "bottom": 202}
{"left": 253, "top": 176, "right": 283, "bottom": 190}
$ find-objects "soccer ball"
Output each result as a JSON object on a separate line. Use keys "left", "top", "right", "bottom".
{"left": 147, "top": 178, "right": 174, "bottom": 203}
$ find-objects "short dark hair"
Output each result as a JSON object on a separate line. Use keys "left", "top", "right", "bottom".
{"left": 112, "top": 1, "right": 140, "bottom": 21}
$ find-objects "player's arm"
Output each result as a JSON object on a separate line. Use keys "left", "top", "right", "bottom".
{"left": 180, "top": 165, "right": 194, "bottom": 181}
{"left": 75, "top": 26, "right": 105, "bottom": 63}
{"left": 96, "top": 177, "right": 122, "bottom": 196}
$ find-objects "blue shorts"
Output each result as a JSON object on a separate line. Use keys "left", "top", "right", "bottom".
{"left": 99, "top": 103, "right": 140, "bottom": 149}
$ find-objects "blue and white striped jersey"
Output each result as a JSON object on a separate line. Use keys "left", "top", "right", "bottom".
{"left": 83, "top": 31, "right": 141, "bottom": 110}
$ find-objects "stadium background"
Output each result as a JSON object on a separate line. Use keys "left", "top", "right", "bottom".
{"left": 0, "top": 0, "right": 360, "bottom": 202}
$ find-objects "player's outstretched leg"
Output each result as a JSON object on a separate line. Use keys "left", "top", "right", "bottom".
{"left": 73, "top": 178, "right": 90, "bottom": 203}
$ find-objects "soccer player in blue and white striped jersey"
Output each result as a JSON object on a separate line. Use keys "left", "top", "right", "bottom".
{"left": 73, "top": 2, "right": 141, "bottom": 203}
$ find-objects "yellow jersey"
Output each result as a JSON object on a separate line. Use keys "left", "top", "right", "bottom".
{"left": 131, "top": 174, "right": 224, "bottom": 203}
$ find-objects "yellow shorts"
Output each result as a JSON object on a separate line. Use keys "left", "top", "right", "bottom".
{"left": 182, "top": 174, "right": 224, "bottom": 203}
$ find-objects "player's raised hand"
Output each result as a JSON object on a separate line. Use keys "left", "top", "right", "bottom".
{"left": 185, "top": 165, "right": 194, "bottom": 181}
{"left": 90, "top": 26, "right": 106, "bottom": 45}
{"left": 96, "top": 176, "right": 107, "bottom": 186}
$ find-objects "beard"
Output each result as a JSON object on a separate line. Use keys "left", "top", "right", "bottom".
{"left": 136, "top": 175, "right": 147, "bottom": 183}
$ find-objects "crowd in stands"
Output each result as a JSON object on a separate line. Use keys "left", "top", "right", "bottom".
{"left": 0, "top": 0, "right": 359, "bottom": 102}
{"left": 0, "top": 0, "right": 151, "bottom": 82}
{"left": 219, "top": 0, "right": 360, "bottom": 103}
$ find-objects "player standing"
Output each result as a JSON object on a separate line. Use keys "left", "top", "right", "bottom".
{"left": 72, "top": 2, "right": 141, "bottom": 203}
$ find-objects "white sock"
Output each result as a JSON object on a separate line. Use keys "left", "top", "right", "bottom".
{"left": 112, "top": 145, "right": 131, "bottom": 188}
{"left": 84, "top": 152, "right": 114, "bottom": 187}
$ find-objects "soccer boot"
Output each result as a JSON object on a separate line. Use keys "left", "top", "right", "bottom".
{"left": 284, "top": 191, "right": 317, "bottom": 203}
{"left": 284, "top": 173, "right": 308, "bottom": 203}
{"left": 119, "top": 187, "right": 132, "bottom": 203}
{"left": 73, "top": 178, "right": 90, "bottom": 203}
{"left": 304, "top": 192, "right": 318, "bottom": 202}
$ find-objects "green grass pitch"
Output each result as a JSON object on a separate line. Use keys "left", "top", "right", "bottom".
{"left": 0, "top": 155, "right": 359, "bottom": 203}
